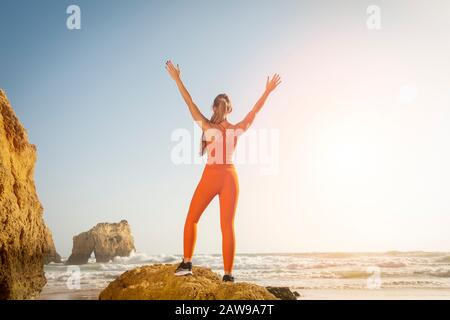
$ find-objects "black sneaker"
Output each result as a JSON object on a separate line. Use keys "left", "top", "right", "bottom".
{"left": 174, "top": 260, "right": 193, "bottom": 276}
{"left": 222, "top": 274, "right": 235, "bottom": 282}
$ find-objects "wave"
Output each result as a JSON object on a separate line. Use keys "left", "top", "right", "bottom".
{"left": 314, "top": 252, "right": 357, "bottom": 259}
{"left": 429, "top": 270, "right": 450, "bottom": 278}
{"left": 377, "top": 262, "right": 407, "bottom": 268}
{"left": 43, "top": 252, "right": 450, "bottom": 292}
{"left": 335, "top": 271, "right": 372, "bottom": 279}
{"left": 435, "top": 256, "right": 450, "bottom": 263}
{"left": 112, "top": 251, "right": 179, "bottom": 265}
{"left": 385, "top": 251, "right": 448, "bottom": 258}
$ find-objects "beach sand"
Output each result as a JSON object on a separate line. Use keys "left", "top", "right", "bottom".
{"left": 299, "top": 288, "right": 450, "bottom": 300}
{"left": 38, "top": 288, "right": 102, "bottom": 300}
{"left": 38, "top": 286, "right": 450, "bottom": 300}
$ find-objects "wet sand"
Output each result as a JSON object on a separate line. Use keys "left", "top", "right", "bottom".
{"left": 38, "top": 286, "right": 450, "bottom": 300}
{"left": 299, "top": 288, "right": 450, "bottom": 300}
{"left": 38, "top": 288, "right": 102, "bottom": 300}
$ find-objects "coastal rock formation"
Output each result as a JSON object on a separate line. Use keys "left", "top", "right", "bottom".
{"left": 99, "top": 264, "right": 279, "bottom": 300}
{"left": 0, "top": 89, "right": 55, "bottom": 299}
{"left": 266, "top": 286, "right": 298, "bottom": 300}
{"left": 43, "top": 225, "right": 62, "bottom": 264}
{"left": 66, "top": 220, "right": 135, "bottom": 265}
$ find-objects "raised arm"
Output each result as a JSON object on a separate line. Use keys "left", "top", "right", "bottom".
{"left": 237, "top": 74, "right": 282, "bottom": 131}
{"left": 165, "top": 60, "right": 211, "bottom": 131}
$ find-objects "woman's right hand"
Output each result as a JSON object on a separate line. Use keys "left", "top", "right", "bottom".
{"left": 165, "top": 60, "right": 181, "bottom": 81}
{"left": 265, "top": 73, "right": 282, "bottom": 93}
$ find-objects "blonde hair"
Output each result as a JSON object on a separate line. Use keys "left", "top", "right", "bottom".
{"left": 200, "top": 93, "right": 232, "bottom": 156}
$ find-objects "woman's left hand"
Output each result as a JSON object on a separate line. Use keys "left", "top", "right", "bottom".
{"left": 265, "top": 73, "right": 282, "bottom": 93}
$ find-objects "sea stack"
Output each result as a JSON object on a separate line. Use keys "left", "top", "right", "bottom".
{"left": 66, "top": 220, "right": 135, "bottom": 265}
{"left": 0, "top": 89, "right": 57, "bottom": 299}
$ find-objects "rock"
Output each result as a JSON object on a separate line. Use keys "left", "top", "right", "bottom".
{"left": 44, "top": 251, "right": 62, "bottom": 264}
{"left": 99, "top": 264, "right": 278, "bottom": 300}
{"left": 66, "top": 231, "right": 94, "bottom": 264}
{"left": 265, "top": 286, "right": 298, "bottom": 300}
{"left": 43, "top": 225, "right": 62, "bottom": 264}
{"left": 0, "top": 89, "right": 55, "bottom": 299}
{"left": 66, "top": 220, "right": 135, "bottom": 265}
{"left": 293, "top": 290, "right": 301, "bottom": 297}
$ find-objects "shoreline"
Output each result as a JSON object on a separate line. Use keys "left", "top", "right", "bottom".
{"left": 38, "top": 288, "right": 102, "bottom": 300}
{"left": 299, "top": 288, "right": 450, "bottom": 300}
{"left": 38, "top": 287, "right": 450, "bottom": 300}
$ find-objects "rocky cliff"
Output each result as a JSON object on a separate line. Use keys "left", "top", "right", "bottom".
{"left": 0, "top": 89, "right": 56, "bottom": 299}
{"left": 66, "top": 220, "right": 135, "bottom": 264}
{"left": 43, "top": 225, "right": 62, "bottom": 264}
{"left": 99, "top": 264, "right": 280, "bottom": 300}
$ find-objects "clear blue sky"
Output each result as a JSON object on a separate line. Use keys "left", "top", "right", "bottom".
{"left": 1, "top": 0, "right": 450, "bottom": 256}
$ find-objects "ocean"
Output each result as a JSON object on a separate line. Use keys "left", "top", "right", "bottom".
{"left": 41, "top": 251, "right": 450, "bottom": 299}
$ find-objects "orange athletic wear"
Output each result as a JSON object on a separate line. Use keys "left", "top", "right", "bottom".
{"left": 183, "top": 123, "right": 242, "bottom": 273}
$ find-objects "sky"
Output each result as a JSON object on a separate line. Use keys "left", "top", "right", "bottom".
{"left": 1, "top": 0, "right": 450, "bottom": 256}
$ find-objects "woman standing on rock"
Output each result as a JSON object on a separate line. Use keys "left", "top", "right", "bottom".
{"left": 165, "top": 60, "right": 281, "bottom": 282}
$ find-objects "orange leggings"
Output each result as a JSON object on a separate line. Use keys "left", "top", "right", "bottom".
{"left": 183, "top": 164, "right": 239, "bottom": 273}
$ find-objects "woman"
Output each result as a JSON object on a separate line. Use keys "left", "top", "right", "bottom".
{"left": 165, "top": 60, "right": 281, "bottom": 282}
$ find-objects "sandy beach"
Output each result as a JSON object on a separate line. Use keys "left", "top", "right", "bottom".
{"left": 38, "top": 288, "right": 102, "bottom": 300}
{"left": 299, "top": 288, "right": 450, "bottom": 300}
{"left": 37, "top": 289, "right": 450, "bottom": 300}
{"left": 38, "top": 287, "right": 450, "bottom": 300}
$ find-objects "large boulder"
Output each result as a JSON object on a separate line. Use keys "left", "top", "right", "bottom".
{"left": 0, "top": 89, "right": 56, "bottom": 299}
{"left": 266, "top": 286, "right": 298, "bottom": 300}
{"left": 66, "top": 220, "right": 135, "bottom": 265}
{"left": 99, "top": 264, "right": 278, "bottom": 300}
